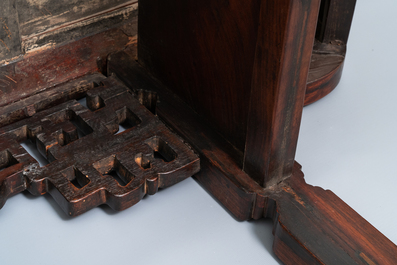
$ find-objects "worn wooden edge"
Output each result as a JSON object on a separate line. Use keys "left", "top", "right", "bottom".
{"left": 0, "top": 0, "right": 22, "bottom": 62}
{"left": 0, "top": 75, "right": 200, "bottom": 216}
{"left": 22, "top": 1, "right": 138, "bottom": 54}
{"left": 271, "top": 168, "right": 397, "bottom": 264}
{"left": 305, "top": 55, "right": 344, "bottom": 106}
{"left": 108, "top": 50, "right": 397, "bottom": 264}
{"left": 304, "top": 0, "right": 356, "bottom": 106}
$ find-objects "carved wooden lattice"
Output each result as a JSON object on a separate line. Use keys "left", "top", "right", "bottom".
{"left": 0, "top": 75, "right": 199, "bottom": 216}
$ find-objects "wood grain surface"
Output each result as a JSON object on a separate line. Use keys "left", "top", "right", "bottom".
{"left": 0, "top": 0, "right": 22, "bottom": 62}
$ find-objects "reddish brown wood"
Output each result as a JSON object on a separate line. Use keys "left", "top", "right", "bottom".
{"left": 0, "top": 73, "right": 105, "bottom": 127}
{"left": 243, "top": 0, "right": 319, "bottom": 187}
{"left": 0, "top": 75, "right": 199, "bottom": 216}
{"left": 108, "top": 50, "right": 397, "bottom": 264}
{"left": 304, "top": 0, "right": 356, "bottom": 105}
{"left": 1, "top": 0, "right": 392, "bottom": 264}
{"left": 0, "top": 3, "right": 349, "bottom": 116}
{"left": 138, "top": 0, "right": 320, "bottom": 188}
{"left": 315, "top": 0, "right": 356, "bottom": 44}
{"left": 272, "top": 165, "right": 397, "bottom": 265}
{"left": 0, "top": 0, "right": 137, "bottom": 63}
{"left": 0, "top": 0, "right": 21, "bottom": 62}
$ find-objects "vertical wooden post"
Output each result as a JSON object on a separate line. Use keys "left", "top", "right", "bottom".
{"left": 243, "top": 0, "right": 320, "bottom": 187}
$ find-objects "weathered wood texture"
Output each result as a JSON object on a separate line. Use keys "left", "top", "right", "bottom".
{"left": 0, "top": 0, "right": 22, "bottom": 62}
{"left": 109, "top": 53, "right": 263, "bottom": 220}
{"left": 138, "top": 0, "right": 320, "bottom": 188}
{"left": 19, "top": 0, "right": 138, "bottom": 53}
{"left": 1, "top": 0, "right": 355, "bottom": 107}
{"left": 305, "top": 49, "right": 344, "bottom": 105}
{"left": 243, "top": 0, "right": 319, "bottom": 187}
{"left": 0, "top": 73, "right": 105, "bottom": 127}
{"left": 305, "top": 0, "right": 356, "bottom": 105}
{"left": 0, "top": 22, "right": 136, "bottom": 108}
{"left": 108, "top": 51, "right": 397, "bottom": 264}
{"left": 0, "top": 75, "right": 199, "bottom": 216}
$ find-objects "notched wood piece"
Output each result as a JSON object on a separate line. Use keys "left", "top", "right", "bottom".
{"left": 0, "top": 76, "right": 199, "bottom": 216}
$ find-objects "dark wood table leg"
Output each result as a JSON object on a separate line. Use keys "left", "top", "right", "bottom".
{"left": 107, "top": 0, "right": 397, "bottom": 263}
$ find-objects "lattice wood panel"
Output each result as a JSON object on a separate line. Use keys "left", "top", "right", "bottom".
{"left": 0, "top": 75, "right": 199, "bottom": 216}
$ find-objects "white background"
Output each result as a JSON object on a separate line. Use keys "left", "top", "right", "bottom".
{"left": 1, "top": 1, "right": 396, "bottom": 264}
